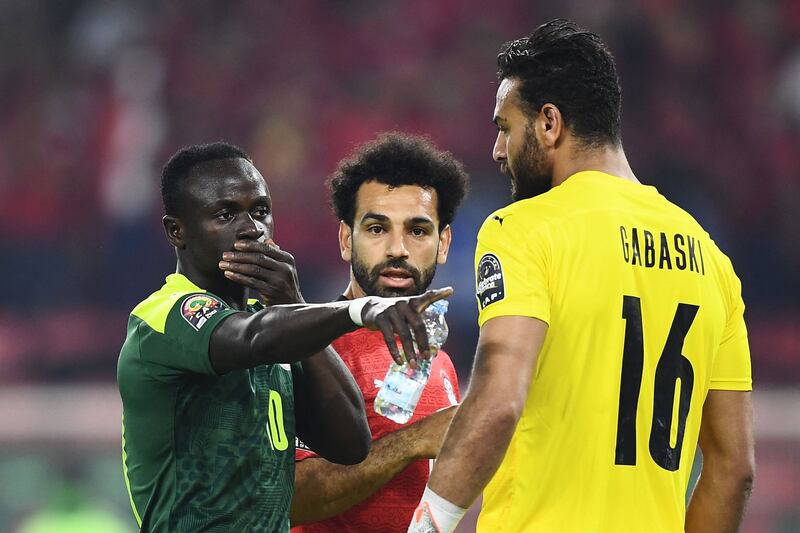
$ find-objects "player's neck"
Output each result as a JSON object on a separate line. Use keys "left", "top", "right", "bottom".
{"left": 175, "top": 261, "right": 249, "bottom": 310}
{"left": 552, "top": 144, "right": 638, "bottom": 187}
{"left": 342, "top": 279, "right": 365, "bottom": 300}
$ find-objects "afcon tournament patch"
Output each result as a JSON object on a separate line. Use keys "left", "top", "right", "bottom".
{"left": 181, "top": 294, "right": 224, "bottom": 330}
{"left": 476, "top": 253, "right": 505, "bottom": 309}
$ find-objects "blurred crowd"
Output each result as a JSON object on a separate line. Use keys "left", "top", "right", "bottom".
{"left": 1, "top": 0, "right": 798, "bottom": 384}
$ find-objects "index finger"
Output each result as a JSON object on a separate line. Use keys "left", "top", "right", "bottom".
{"left": 232, "top": 240, "right": 289, "bottom": 260}
{"left": 410, "top": 286, "right": 453, "bottom": 314}
{"left": 234, "top": 239, "right": 278, "bottom": 250}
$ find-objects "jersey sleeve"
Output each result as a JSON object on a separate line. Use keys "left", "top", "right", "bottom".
{"left": 709, "top": 265, "right": 752, "bottom": 391}
{"left": 475, "top": 210, "right": 551, "bottom": 327}
{"left": 141, "top": 293, "right": 240, "bottom": 378}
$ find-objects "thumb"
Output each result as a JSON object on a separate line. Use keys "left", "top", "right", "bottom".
{"left": 412, "top": 286, "right": 454, "bottom": 313}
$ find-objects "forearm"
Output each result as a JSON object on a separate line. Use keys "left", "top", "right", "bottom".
{"left": 293, "top": 347, "right": 369, "bottom": 463}
{"left": 686, "top": 390, "right": 755, "bottom": 533}
{"left": 427, "top": 390, "right": 519, "bottom": 508}
{"left": 291, "top": 428, "right": 421, "bottom": 525}
{"left": 685, "top": 461, "right": 754, "bottom": 533}
{"left": 212, "top": 302, "right": 359, "bottom": 372}
{"left": 251, "top": 302, "right": 358, "bottom": 362}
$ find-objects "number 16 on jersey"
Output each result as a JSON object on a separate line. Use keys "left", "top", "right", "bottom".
{"left": 615, "top": 295, "right": 699, "bottom": 471}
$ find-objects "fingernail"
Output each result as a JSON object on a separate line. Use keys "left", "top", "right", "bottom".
{"left": 219, "top": 261, "right": 229, "bottom": 269}
{"left": 234, "top": 241, "right": 245, "bottom": 249}
{"left": 222, "top": 252, "right": 233, "bottom": 259}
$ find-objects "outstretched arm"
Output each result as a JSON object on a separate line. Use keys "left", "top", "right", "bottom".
{"left": 210, "top": 239, "right": 452, "bottom": 372}
{"left": 291, "top": 406, "right": 456, "bottom": 525}
{"left": 214, "top": 239, "right": 452, "bottom": 464}
{"left": 685, "top": 390, "right": 755, "bottom": 533}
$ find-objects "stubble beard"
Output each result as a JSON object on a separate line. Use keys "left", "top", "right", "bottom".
{"left": 509, "top": 124, "right": 553, "bottom": 202}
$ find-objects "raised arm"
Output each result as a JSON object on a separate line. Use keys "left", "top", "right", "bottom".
{"left": 685, "top": 390, "right": 755, "bottom": 533}
{"left": 291, "top": 406, "right": 456, "bottom": 525}
{"left": 426, "top": 315, "right": 546, "bottom": 508}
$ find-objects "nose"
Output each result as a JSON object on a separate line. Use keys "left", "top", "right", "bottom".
{"left": 386, "top": 229, "right": 409, "bottom": 259}
{"left": 493, "top": 130, "right": 506, "bottom": 162}
{"left": 236, "top": 213, "right": 264, "bottom": 241}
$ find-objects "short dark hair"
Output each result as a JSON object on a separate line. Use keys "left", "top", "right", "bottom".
{"left": 497, "top": 19, "right": 622, "bottom": 147}
{"left": 161, "top": 142, "right": 252, "bottom": 216}
{"left": 328, "top": 132, "right": 469, "bottom": 230}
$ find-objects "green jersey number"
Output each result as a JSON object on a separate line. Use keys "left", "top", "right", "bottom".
{"left": 615, "top": 295, "right": 698, "bottom": 471}
{"left": 266, "top": 390, "right": 289, "bottom": 451}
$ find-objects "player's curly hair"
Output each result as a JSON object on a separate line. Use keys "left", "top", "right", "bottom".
{"left": 497, "top": 19, "right": 622, "bottom": 148}
{"left": 328, "top": 132, "right": 469, "bottom": 230}
{"left": 161, "top": 141, "right": 252, "bottom": 216}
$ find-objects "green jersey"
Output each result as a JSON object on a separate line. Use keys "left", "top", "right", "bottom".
{"left": 118, "top": 273, "right": 296, "bottom": 532}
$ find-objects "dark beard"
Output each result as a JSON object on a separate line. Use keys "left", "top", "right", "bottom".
{"left": 351, "top": 251, "right": 437, "bottom": 297}
{"left": 509, "top": 125, "right": 552, "bottom": 201}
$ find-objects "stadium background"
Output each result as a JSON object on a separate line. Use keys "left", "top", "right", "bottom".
{"left": 1, "top": 0, "right": 798, "bottom": 531}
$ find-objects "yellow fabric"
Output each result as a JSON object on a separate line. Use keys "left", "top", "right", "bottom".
{"left": 130, "top": 274, "right": 205, "bottom": 333}
{"left": 474, "top": 171, "right": 752, "bottom": 532}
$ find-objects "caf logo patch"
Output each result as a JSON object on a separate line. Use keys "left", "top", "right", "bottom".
{"left": 181, "top": 294, "right": 224, "bottom": 330}
{"left": 476, "top": 253, "right": 505, "bottom": 309}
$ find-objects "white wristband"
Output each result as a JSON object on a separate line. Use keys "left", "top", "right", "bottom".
{"left": 408, "top": 486, "right": 467, "bottom": 533}
{"left": 348, "top": 297, "right": 374, "bottom": 326}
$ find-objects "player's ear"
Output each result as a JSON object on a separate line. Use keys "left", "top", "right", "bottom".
{"left": 538, "top": 103, "right": 563, "bottom": 149}
{"left": 163, "top": 215, "right": 186, "bottom": 249}
{"left": 338, "top": 220, "right": 353, "bottom": 262}
{"left": 436, "top": 224, "right": 452, "bottom": 265}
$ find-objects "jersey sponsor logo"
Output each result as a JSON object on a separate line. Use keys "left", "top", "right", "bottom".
{"left": 180, "top": 294, "right": 224, "bottom": 330}
{"left": 476, "top": 253, "right": 505, "bottom": 309}
{"left": 441, "top": 371, "right": 458, "bottom": 406}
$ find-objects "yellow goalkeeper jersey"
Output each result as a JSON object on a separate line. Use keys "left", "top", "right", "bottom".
{"left": 474, "top": 171, "right": 751, "bottom": 533}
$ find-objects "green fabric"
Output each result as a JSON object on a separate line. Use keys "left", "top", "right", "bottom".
{"left": 118, "top": 274, "right": 296, "bottom": 532}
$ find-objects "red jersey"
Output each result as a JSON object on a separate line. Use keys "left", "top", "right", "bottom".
{"left": 293, "top": 327, "right": 461, "bottom": 533}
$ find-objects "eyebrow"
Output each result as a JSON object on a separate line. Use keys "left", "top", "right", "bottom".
{"left": 360, "top": 212, "right": 434, "bottom": 226}
{"left": 360, "top": 212, "right": 390, "bottom": 224}
{"left": 205, "top": 196, "right": 270, "bottom": 209}
{"left": 407, "top": 216, "right": 434, "bottom": 227}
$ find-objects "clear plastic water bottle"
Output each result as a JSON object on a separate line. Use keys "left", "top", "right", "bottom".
{"left": 374, "top": 300, "right": 449, "bottom": 423}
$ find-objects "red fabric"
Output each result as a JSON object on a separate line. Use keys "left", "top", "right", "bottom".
{"left": 293, "top": 328, "right": 460, "bottom": 532}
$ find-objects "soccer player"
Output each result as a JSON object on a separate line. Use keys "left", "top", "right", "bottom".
{"left": 409, "top": 19, "right": 754, "bottom": 533}
{"left": 117, "top": 142, "right": 451, "bottom": 532}
{"left": 291, "top": 133, "right": 469, "bottom": 532}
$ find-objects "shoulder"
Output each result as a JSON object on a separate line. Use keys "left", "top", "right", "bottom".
{"left": 132, "top": 290, "right": 229, "bottom": 335}
{"left": 478, "top": 194, "right": 563, "bottom": 244}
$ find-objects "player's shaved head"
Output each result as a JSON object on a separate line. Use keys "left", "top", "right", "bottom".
{"left": 161, "top": 142, "right": 253, "bottom": 217}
